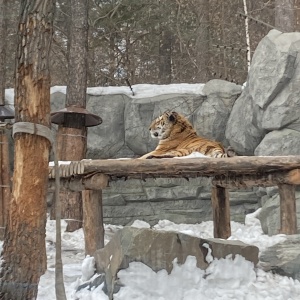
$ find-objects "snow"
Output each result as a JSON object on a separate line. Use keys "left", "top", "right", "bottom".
{"left": 2, "top": 82, "right": 299, "bottom": 299}
{"left": 5, "top": 83, "right": 205, "bottom": 107}
{"left": 0, "top": 210, "right": 299, "bottom": 299}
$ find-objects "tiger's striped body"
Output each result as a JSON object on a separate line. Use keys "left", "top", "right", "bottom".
{"left": 140, "top": 111, "right": 233, "bottom": 159}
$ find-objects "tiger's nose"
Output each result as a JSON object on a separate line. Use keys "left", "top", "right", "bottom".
{"left": 154, "top": 132, "right": 158, "bottom": 137}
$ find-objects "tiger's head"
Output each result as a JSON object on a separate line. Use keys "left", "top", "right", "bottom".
{"left": 149, "top": 111, "right": 192, "bottom": 140}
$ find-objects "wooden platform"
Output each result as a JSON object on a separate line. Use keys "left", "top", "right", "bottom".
{"left": 48, "top": 156, "right": 300, "bottom": 253}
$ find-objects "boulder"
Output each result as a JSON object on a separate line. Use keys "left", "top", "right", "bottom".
{"left": 86, "top": 94, "right": 128, "bottom": 159}
{"left": 260, "top": 235, "right": 300, "bottom": 280}
{"left": 225, "top": 85, "right": 264, "bottom": 155}
{"left": 248, "top": 30, "right": 300, "bottom": 110}
{"left": 257, "top": 191, "right": 300, "bottom": 235}
{"left": 94, "top": 227, "right": 259, "bottom": 298}
{"left": 194, "top": 79, "right": 241, "bottom": 146}
{"left": 255, "top": 129, "right": 300, "bottom": 156}
{"left": 226, "top": 29, "right": 300, "bottom": 155}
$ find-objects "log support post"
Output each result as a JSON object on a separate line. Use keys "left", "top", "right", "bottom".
{"left": 278, "top": 183, "right": 297, "bottom": 234}
{"left": 0, "top": 129, "right": 11, "bottom": 240}
{"left": 211, "top": 185, "right": 231, "bottom": 239}
{"left": 82, "top": 174, "right": 108, "bottom": 255}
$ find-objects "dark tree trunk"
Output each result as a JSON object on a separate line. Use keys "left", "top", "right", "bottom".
{"left": 159, "top": 29, "right": 172, "bottom": 84}
{"left": 66, "top": 0, "right": 88, "bottom": 107}
{"left": 54, "top": 0, "right": 89, "bottom": 232}
{"left": 195, "top": 0, "right": 210, "bottom": 82}
{"left": 0, "top": 0, "right": 55, "bottom": 299}
{"left": 0, "top": 0, "right": 7, "bottom": 103}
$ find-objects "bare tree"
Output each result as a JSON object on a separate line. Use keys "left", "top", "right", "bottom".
{"left": 194, "top": 0, "right": 210, "bottom": 82}
{"left": 54, "top": 0, "right": 89, "bottom": 232}
{"left": 0, "top": 0, "right": 7, "bottom": 101}
{"left": 0, "top": 0, "right": 55, "bottom": 299}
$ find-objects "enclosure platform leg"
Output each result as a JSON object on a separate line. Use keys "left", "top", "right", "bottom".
{"left": 83, "top": 189, "right": 104, "bottom": 256}
{"left": 278, "top": 183, "right": 297, "bottom": 234}
{"left": 211, "top": 186, "right": 231, "bottom": 239}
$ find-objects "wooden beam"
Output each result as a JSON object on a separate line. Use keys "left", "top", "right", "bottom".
{"left": 82, "top": 190, "right": 104, "bottom": 256}
{"left": 211, "top": 186, "right": 231, "bottom": 239}
{"left": 48, "top": 173, "right": 109, "bottom": 192}
{"left": 212, "top": 169, "right": 300, "bottom": 188}
{"left": 49, "top": 156, "right": 300, "bottom": 179}
{"left": 278, "top": 184, "right": 297, "bottom": 234}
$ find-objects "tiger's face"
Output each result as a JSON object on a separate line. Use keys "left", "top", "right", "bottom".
{"left": 149, "top": 111, "right": 177, "bottom": 140}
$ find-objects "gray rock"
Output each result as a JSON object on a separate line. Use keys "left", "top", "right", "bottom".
{"left": 255, "top": 129, "right": 300, "bottom": 156}
{"left": 86, "top": 94, "right": 127, "bottom": 159}
{"left": 257, "top": 194, "right": 281, "bottom": 236}
{"left": 94, "top": 227, "right": 259, "bottom": 299}
{"left": 248, "top": 30, "right": 299, "bottom": 110}
{"left": 258, "top": 191, "right": 300, "bottom": 235}
{"left": 50, "top": 91, "right": 66, "bottom": 112}
{"left": 194, "top": 79, "right": 241, "bottom": 146}
{"left": 260, "top": 235, "right": 300, "bottom": 280}
{"left": 226, "top": 30, "right": 300, "bottom": 155}
{"left": 225, "top": 85, "right": 265, "bottom": 155}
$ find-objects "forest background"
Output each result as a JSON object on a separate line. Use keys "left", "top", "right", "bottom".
{"left": 3, "top": 0, "right": 299, "bottom": 88}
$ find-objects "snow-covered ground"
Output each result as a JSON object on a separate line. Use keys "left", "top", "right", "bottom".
{"left": 1, "top": 209, "right": 298, "bottom": 299}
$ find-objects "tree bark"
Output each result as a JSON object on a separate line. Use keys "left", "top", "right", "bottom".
{"left": 54, "top": 0, "right": 89, "bottom": 232}
{"left": 0, "top": 0, "right": 7, "bottom": 103}
{"left": 159, "top": 29, "right": 172, "bottom": 84}
{"left": 279, "top": 183, "right": 297, "bottom": 234}
{"left": 211, "top": 186, "right": 231, "bottom": 239}
{"left": 0, "top": 0, "right": 55, "bottom": 299}
{"left": 195, "top": 0, "right": 210, "bottom": 82}
{"left": 82, "top": 189, "right": 105, "bottom": 255}
{"left": 54, "top": 156, "right": 300, "bottom": 178}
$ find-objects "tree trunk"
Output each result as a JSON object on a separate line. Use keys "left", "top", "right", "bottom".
{"left": 275, "top": 0, "right": 295, "bottom": 32}
{"left": 0, "top": 0, "right": 7, "bottom": 103}
{"left": 195, "top": 0, "right": 210, "bottom": 82}
{"left": 159, "top": 28, "right": 172, "bottom": 84}
{"left": 0, "top": 0, "right": 54, "bottom": 299}
{"left": 54, "top": 0, "right": 89, "bottom": 232}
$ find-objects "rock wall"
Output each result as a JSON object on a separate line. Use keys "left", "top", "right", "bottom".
{"left": 50, "top": 81, "right": 257, "bottom": 225}
{"left": 48, "top": 30, "right": 300, "bottom": 227}
{"left": 226, "top": 29, "right": 300, "bottom": 156}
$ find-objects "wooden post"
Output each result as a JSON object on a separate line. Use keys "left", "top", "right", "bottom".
{"left": 278, "top": 184, "right": 297, "bottom": 234}
{"left": 211, "top": 186, "right": 231, "bottom": 239}
{"left": 0, "top": 130, "right": 11, "bottom": 240}
{"left": 0, "top": 131, "right": 3, "bottom": 229}
{"left": 82, "top": 190, "right": 104, "bottom": 255}
{"left": 50, "top": 126, "right": 87, "bottom": 232}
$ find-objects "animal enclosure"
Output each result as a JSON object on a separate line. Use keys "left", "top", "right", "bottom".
{"left": 48, "top": 156, "right": 300, "bottom": 254}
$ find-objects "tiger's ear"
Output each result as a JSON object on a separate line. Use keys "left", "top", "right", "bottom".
{"left": 168, "top": 111, "right": 178, "bottom": 122}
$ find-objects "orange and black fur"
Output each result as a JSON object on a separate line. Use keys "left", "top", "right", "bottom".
{"left": 140, "top": 111, "right": 234, "bottom": 159}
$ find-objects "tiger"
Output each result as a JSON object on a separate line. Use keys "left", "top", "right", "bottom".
{"left": 139, "top": 111, "right": 235, "bottom": 159}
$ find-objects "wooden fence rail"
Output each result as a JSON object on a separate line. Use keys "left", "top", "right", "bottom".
{"left": 48, "top": 156, "right": 300, "bottom": 254}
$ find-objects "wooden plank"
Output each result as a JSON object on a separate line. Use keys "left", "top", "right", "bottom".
{"left": 48, "top": 156, "right": 300, "bottom": 179}
{"left": 211, "top": 186, "right": 231, "bottom": 239}
{"left": 278, "top": 184, "right": 297, "bottom": 234}
{"left": 79, "top": 156, "right": 300, "bottom": 178}
{"left": 212, "top": 169, "right": 300, "bottom": 188}
{"left": 82, "top": 190, "right": 104, "bottom": 256}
